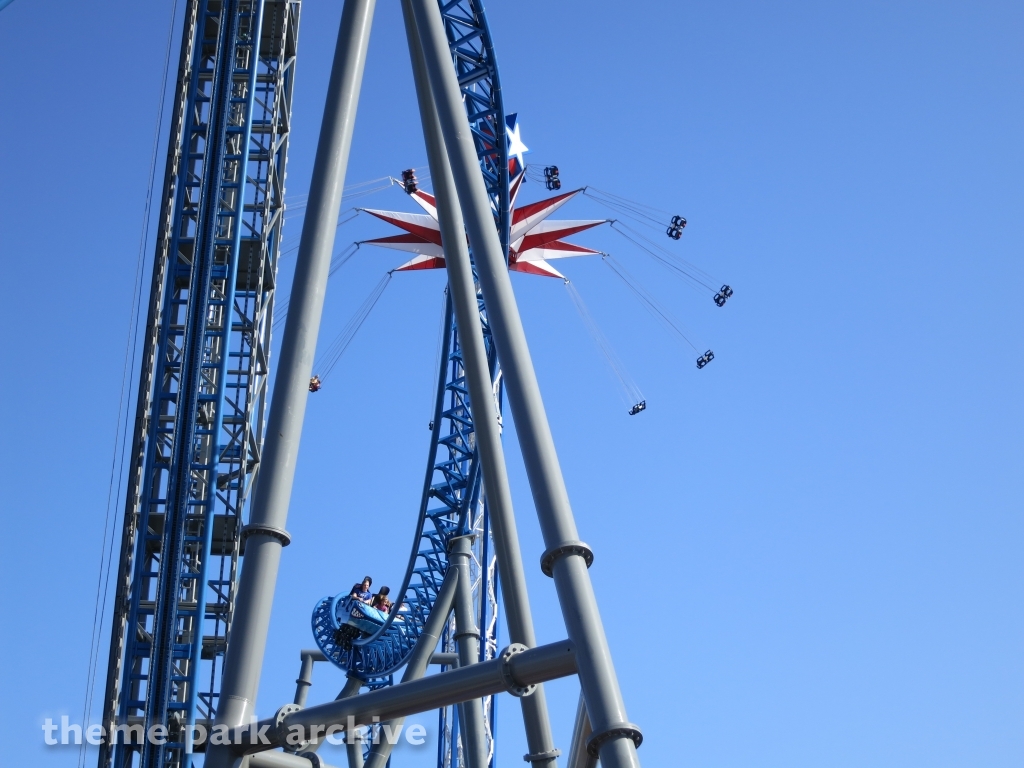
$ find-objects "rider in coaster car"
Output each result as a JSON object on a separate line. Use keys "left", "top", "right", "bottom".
{"left": 350, "top": 576, "right": 373, "bottom": 604}
{"left": 371, "top": 586, "right": 393, "bottom": 613}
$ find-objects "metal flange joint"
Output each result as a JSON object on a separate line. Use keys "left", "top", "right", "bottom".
{"left": 499, "top": 643, "right": 536, "bottom": 697}
{"left": 540, "top": 540, "right": 594, "bottom": 577}
{"left": 585, "top": 722, "right": 643, "bottom": 757}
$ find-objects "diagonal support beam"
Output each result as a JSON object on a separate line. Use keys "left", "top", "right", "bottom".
{"left": 449, "top": 535, "right": 489, "bottom": 768}
{"left": 408, "top": 2, "right": 643, "bottom": 768}
{"left": 362, "top": 564, "right": 460, "bottom": 768}
{"left": 233, "top": 640, "right": 577, "bottom": 754}
{"left": 401, "top": 4, "right": 562, "bottom": 768}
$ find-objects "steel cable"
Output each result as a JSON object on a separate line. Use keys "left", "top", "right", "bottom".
{"left": 609, "top": 220, "right": 719, "bottom": 294}
{"left": 279, "top": 208, "right": 361, "bottom": 260}
{"left": 283, "top": 167, "right": 430, "bottom": 220}
{"left": 602, "top": 254, "right": 700, "bottom": 353}
{"left": 274, "top": 242, "right": 361, "bottom": 330}
{"left": 315, "top": 272, "right": 395, "bottom": 382}
{"left": 563, "top": 279, "right": 645, "bottom": 410}
{"left": 78, "top": 2, "right": 181, "bottom": 767}
{"left": 583, "top": 186, "right": 669, "bottom": 230}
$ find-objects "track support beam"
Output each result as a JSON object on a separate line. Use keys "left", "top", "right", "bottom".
{"left": 362, "top": 566, "right": 460, "bottom": 768}
{"left": 294, "top": 651, "right": 327, "bottom": 708}
{"left": 408, "top": 2, "right": 643, "bottom": 768}
{"left": 565, "top": 691, "right": 597, "bottom": 768}
{"left": 450, "top": 536, "right": 489, "bottom": 768}
{"left": 401, "top": 5, "right": 561, "bottom": 767}
{"left": 234, "top": 640, "right": 577, "bottom": 754}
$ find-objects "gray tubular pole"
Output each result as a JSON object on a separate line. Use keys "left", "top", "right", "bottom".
{"left": 449, "top": 536, "right": 488, "bottom": 768}
{"left": 362, "top": 567, "right": 460, "bottom": 768}
{"left": 250, "top": 753, "right": 339, "bottom": 768}
{"left": 303, "top": 673, "right": 364, "bottom": 759}
{"left": 301, "top": 667, "right": 370, "bottom": 765}
{"left": 337, "top": 676, "right": 364, "bottom": 701}
{"left": 233, "top": 640, "right": 577, "bottom": 751}
{"left": 345, "top": 732, "right": 365, "bottom": 768}
{"left": 400, "top": 4, "right": 560, "bottom": 767}
{"left": 565, "top": 692, "right": 597, "bottom": 768}
{"left": 294, "top": 651, "right": 329, "bottom": 708}
{"left": 206, "top": 0, "right": 377, "bottom": 762}
{"left": 343, "top": 689, "right": 364, "bottom": 768}
{"left": 408, "top": 3, "right": 642, "bottom": 768}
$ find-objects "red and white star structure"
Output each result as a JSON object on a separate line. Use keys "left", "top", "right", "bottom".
{"left": 360, "top": 174, "right": 609, "bottom": 279}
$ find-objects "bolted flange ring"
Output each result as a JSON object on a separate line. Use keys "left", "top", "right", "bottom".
{"left": 499, "top": 643, "right": 536, "bottom": 697}
{"left": 540, "top": 540, "right": 594, "bottom": 577}
{"left": 274, "top": 703, "right": 308, "bottom": 753}
{"left": 523, "top": 748, "right": 562, "bottom": 763}
{"left": 242, "top": 524, "right": 292, "bottom": 548}
{"left": 586, "top": 722, "right": 643, "bottom": 757}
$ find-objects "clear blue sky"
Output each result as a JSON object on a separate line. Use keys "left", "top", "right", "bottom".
{"left": 1, "top": 1, "right": 1021, "bottom": 767}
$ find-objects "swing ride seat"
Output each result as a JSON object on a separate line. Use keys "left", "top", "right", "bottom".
{"left": 401, "top": 168, "right": 418, "bottom": 194}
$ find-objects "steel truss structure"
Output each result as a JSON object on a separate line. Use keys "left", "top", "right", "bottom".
{"left": 99, "top": 3, "right": 299, "bottom": 768}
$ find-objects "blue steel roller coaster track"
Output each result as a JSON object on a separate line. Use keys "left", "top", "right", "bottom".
{"left": 311, "top": 0, "right": 511, "bottom": 681}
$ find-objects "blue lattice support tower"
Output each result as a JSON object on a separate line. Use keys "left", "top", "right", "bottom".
{"left": 97, "top": 3, "right": 300, "bottom": 768}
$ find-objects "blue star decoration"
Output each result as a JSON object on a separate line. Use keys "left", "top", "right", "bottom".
{"left": 505, "top": 113, "right": 529, "bottom": 175}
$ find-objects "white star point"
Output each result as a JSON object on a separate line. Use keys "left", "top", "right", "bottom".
{"left": 507, "top": 121, "right": 529, "bottom": 168}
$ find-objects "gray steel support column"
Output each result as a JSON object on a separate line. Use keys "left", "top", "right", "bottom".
{"left": 449, "top": 536, "right": 488, "bottom": 768}
{"left": 337, "top": 676, "right": 364, "bottom": 701}
{"left": 206, "top": 2, "right": 377, "bottom": 765}
{"left": 363, "top": 566, "right": 459, "bottom": 768}
{"left": 408, "top": 3, "right": 642, "bottom": 768}
{"left": 430, "top": 653, "right": 459, "bottom": 666}
{"left": 294, "top": 651, "right": 327, "bottom": 707}
{"left": 400, "top": 4, "right": 560, "bottom": 767}
{"left": 294, "top": 655, "right": 315, "bottom": 707}
{"left": 250, "top": 752, "right": 339, "bottom": 768}
{"left": 345, "top": 731, "right": 365, "bottom": 768}
{"left": 565, "top": 691, "right": 597, "bottom": 768}
{"left": 303, "top": 675, "right": 364, "bottom": 758}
